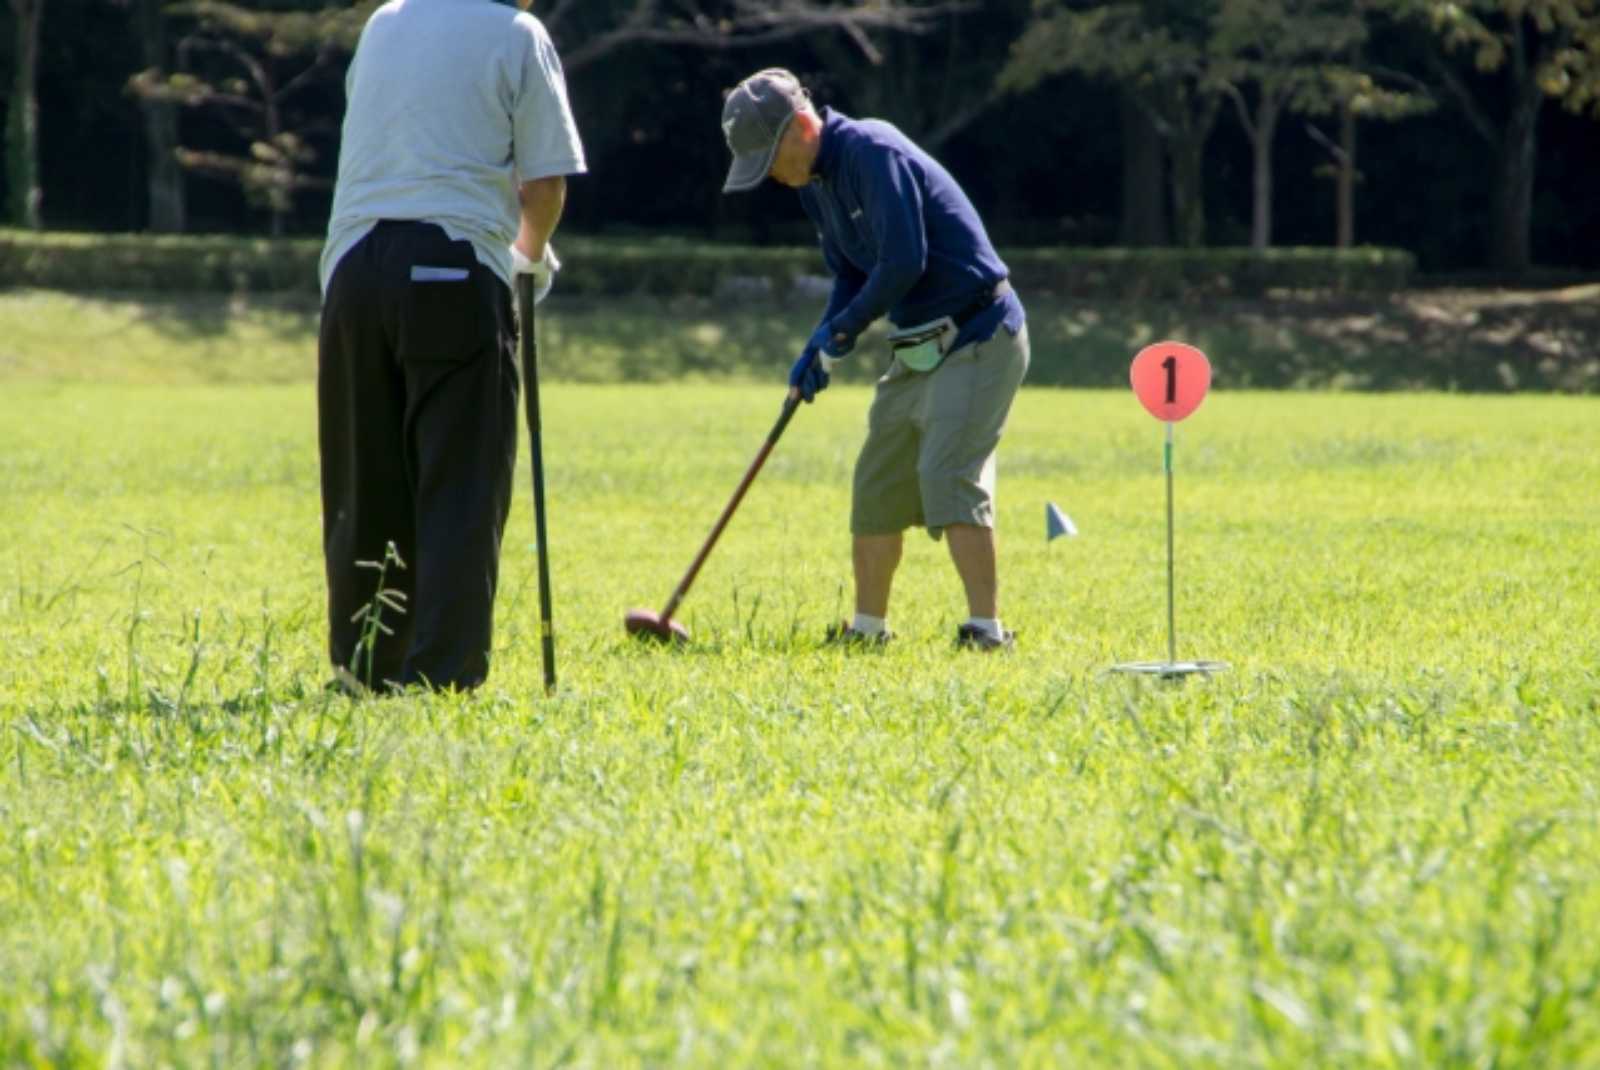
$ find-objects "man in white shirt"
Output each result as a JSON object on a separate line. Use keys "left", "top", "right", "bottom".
{"left": 318, "top": 0, "right": 585, "bottom": 692}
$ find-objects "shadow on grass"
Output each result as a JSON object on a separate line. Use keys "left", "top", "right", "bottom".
{"left": 545, "top": 286, "right": 1600, "bottom": 393}
{"left": 24, "top": 284, "right": 1600, "bottom": 393}
{"left": 1022, "top": 285, "right": 1600, "bottom": 393}
{"left": 119, "top": 291, "right": 323, "bottom": 343}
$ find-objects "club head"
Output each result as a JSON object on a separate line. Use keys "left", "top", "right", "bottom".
{"left": 624, "top": 609, "right": 690, "bottom": 644}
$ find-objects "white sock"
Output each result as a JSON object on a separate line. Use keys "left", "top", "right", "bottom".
{"left": 964, "top": 616, "right": 1004, "bottom": 640}
{"left": 851, "top": 612, "right": 888, "bottom": 636}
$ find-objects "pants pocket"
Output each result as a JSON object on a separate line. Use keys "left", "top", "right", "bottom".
{"left": 398, "top": 263, "right": 502, "bottom": 364}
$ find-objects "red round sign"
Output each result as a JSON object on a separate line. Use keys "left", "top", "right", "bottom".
{"left": 1130, "top": 341, "right": 1211, "bottom": 422}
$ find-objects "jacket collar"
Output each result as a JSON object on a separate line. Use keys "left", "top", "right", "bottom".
{"left": 811, "top": 107, "right": 847, "bottom": 183}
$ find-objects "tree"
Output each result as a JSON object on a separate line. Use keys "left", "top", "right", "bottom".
{"left": 810, "top": 0, "right": 1031, "bottom": 152}
{"left": 1118, "top": 86, "right": 1169, "bottom": 245}
{"left": 1382, "top": 0, "right": 1600, "bottom": 272}
{"left": 127, "top": 0, "right": 186, "bottom": 231}
{"left": 1003, "top": 0, "right": 1227, "bottom": 247}
{"left": 1299, "top": 62, "right": 1433, "bottom": 247}
{"left": 540, "top": 0, "right": 969, "bottom": 73}
{"left": 1211, "top": 0, "right": 1368, "bottom": 249}
{"left": 5, "top": 0, "right": 44, "bottom": 227}
{"left": 126, "top": 0, "right": 370, "bottom": 235}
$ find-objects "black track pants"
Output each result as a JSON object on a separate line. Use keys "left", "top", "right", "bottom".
{"left": 317, "top": 220, "right": 519, "bottom": 691}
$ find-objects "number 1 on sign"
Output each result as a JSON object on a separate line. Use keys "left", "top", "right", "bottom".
{"left": 1131, "top": 342, "right": 1210, "bottom": 424}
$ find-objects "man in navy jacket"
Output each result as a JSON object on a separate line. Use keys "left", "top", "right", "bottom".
{"left": 721, "top": 68, "right": 1029, "bottom": 650}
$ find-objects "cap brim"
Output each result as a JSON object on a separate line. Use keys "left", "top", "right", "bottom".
{"left": 722, "top": 142, "right": 780, "bottom": 193}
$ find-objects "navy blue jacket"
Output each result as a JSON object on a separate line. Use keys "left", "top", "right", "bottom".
{"left": 798, "top": 108, "right": 1023, "bottom": 352}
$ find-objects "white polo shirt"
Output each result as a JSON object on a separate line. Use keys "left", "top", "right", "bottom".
{"left": 320, "top": 0, "right": 586, "bottom": 295}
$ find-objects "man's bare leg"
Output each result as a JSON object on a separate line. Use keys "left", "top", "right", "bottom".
{"left": 945, "top": 523, "right": 998, "bottom": 618}
{"left": 852, "top": 533, "right": 903, "bottom": 619}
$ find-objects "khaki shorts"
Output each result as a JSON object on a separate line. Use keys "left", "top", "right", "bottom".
{"left": 851, "top": 323, "right": 1029, "bottom": 538}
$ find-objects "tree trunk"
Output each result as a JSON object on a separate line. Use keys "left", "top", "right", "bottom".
{"left": 137, "top": 0, "right": 186, "bottom": 232}
{"left": 1119, "top": 89, "right": 1168, "bottom": 246}
{"left": 6, "top": 0, "right": 44, "bottom": 228}
{"left": 1490, "top": 59, "right": 1543, "bottom": 274}
{"left": 1249, "top": 95, "right": 1281, "bottom": 251}
{"left": 142, "top": 106, "right": 185, "bottom": 233}
{"left": 1162, "top": 84, "right": 1218, "bottom": 249}
{"left": 1169, "top": 129, "right": 1209, "bottom": 248}
{"left": 1336, "top": 99, "right": 1355, "bottom": 249}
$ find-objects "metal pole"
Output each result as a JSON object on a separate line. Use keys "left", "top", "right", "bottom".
{"left": 517, "top": 273, "right": 556, "bottom": 694}
{"left": 1165, "top": 420, "right": 1176, "bottom": 667}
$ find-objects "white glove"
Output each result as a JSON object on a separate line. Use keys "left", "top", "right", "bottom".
{"left": 509, "top": 242, "right": 560, "bottom": 304}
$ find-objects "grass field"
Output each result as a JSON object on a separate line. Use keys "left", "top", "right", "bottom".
{"left": 2, "top": 292, "right": 1599, "bottom": 1067}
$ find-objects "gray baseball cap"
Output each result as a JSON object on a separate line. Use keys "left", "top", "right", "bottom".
{"left": 721, "top": 69, "right": 810, "bottom": 193}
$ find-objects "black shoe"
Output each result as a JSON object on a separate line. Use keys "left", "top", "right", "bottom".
{"left": 955, "top": 623, "right": 1014, "bottom": 651}
{"left": 824, "top": 621, "right": 894, "bottom": 647}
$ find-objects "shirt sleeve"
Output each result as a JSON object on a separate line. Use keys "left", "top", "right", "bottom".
{"left": 828, "top": 147, "right": 927, "bottom": 340}
{"left": 819, "top": 230, "right": 867, "bottom": 326}
{"left": 513, "top": 17, "right": 587, "bottom": 181}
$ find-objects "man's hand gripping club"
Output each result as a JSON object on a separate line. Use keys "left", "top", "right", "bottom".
{"left": 788, "top": 321, "right": 855, "bottom": 403}
{"left": 510, "top": 242, "right": 560, "bottom": 303}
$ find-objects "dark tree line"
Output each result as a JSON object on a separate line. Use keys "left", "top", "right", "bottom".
{"left": 3, "top": 0, "right": 1599, "bottom": 273}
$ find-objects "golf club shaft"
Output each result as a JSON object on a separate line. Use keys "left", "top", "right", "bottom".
{"left": 1165, "top": 420, "right": 1176, "bottom": 666}
{"left": 658, "top": 396, "right": 800, "bottom": 622}
{"left": 518, "top": 274, "right": 556, "bottom": 693}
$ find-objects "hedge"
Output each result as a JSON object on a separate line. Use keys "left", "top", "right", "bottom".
{"left": 0, "top": 228, "right": 1415, "bottom": 299}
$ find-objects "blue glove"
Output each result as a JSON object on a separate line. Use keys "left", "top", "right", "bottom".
{"left": 809, "top": 322, "right": 856, "bottom": 370}
{"left": 789, "top": 344, "right": 829, "bottom": 403}
{"left": 789, "top": 322, "right": 855, "bottom": 403}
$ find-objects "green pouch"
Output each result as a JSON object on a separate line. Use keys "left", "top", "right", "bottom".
{"left": 888, "top": 316, "right": 955, "bottom": 372}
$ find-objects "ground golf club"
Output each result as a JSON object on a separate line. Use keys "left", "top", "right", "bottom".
{"left": 625, "top": 394, "right": 801, "bottom": 643}
{"left": 518, "top": 273, "right": 557, "bottom": 692}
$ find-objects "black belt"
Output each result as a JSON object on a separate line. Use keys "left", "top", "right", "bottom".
{"left": 951, "top": 279, "right": 1011, "bottom": 328}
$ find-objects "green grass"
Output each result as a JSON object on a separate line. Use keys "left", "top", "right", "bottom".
{"left": 2, "top": 300, "right": 1600, "bottom": 1066}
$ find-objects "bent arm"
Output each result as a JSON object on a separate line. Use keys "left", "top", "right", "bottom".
{"left": 515, "top": 175, "right": 567, "bottom": 261}
{"left": 820, "top": 233, "right": 868, "bottom": 326}
{"left": 830, "top": 151, "right": 926, "bottom": 340}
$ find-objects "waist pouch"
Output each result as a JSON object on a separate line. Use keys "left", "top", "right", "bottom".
{"left": 887, "top": 280, "right": 1012, "bottom": 373}
{"left": 887, "top": 316, "right": 956, "bottom": 372}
